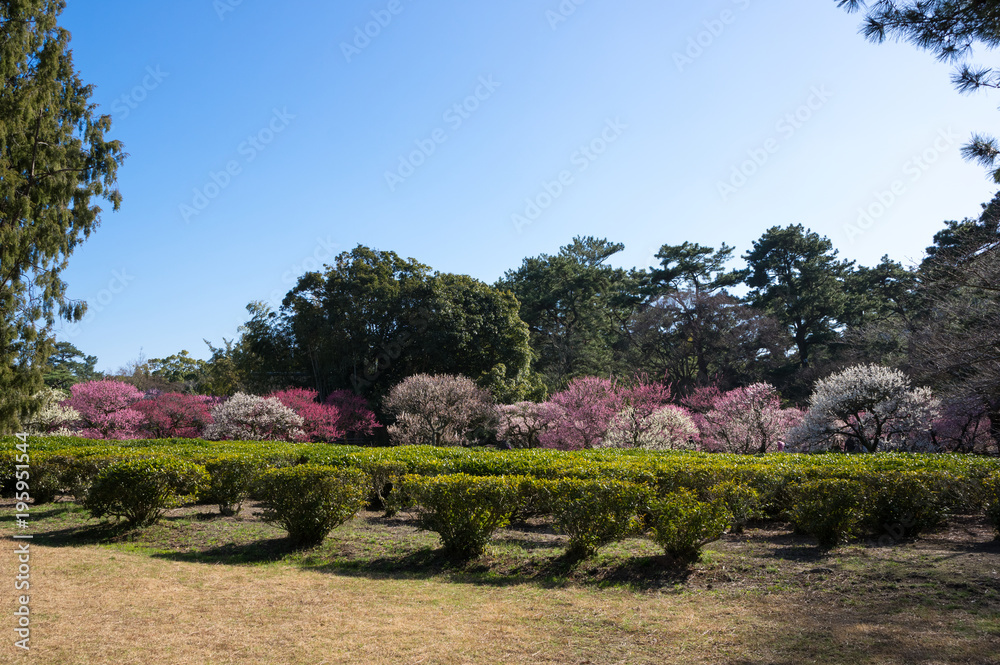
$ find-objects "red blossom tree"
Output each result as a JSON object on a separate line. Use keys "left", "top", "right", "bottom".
{"left": 270, "top": 388, "right": 342, "bottom": 442}
{"left": 133, "top": 392, "right": 213, "bottom": 439}
{"left": 325, "top": 389, "right": 381, "bottom": 439}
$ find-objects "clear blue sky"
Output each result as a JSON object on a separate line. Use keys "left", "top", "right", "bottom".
{"left": 53, "top": 0, "right": 1000, "bottom": 372}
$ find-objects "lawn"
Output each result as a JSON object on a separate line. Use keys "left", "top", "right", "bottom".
{"left": 2, "top": 498, "right": 999, "bottom": 664}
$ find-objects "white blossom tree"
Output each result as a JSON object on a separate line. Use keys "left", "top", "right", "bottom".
{"left": 384, "top": 374, "right": 496, "bottom": 446}
{"left": 788, "top": 365, "right": 938, "bottom": 453}
{"left": 203, "top": 393, "right": 304, "bottom": 442}
{"left": 601, "top": 405, "right": 700, "bottom": 451}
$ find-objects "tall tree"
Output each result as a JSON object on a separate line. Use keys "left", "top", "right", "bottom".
{"left": 837, "top": 0, "right": 1000, "bottom": 180}
{"left": 647, "top": 242, "right": 743, "bottom": 295}
{"left": 743, "top": 225, "right": 854, "bottom": 368}
{"left": 498, "top": 236, "right": 642, "bottom": 389}
{"left": 0, "top": 1, "right": 125, "bottom": 431}
{"left": 42, "top": 340, "right": 99, "bottom": 389}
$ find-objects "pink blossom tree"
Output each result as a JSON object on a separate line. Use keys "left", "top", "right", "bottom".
{"left": 64, "top": 380, "right": 145, "bottom": 439}
{"left": 538, "top": 376, "right": 622, "bottom": 450}
{"left": 605, "top": 377, "right": 676, "bottom": 449}
{"left": 133, "top": 392, "right": 213, "bottom": 439}
{"left": 384, "top": 374, "right": 496, "bottom": 446}
{"left": 326, "top": 389, "right": 381, "bottom": 439}
{"left": 270, "top": 388, "right": 342, "bottom": 442}
{"left": 702, "top": 383, "right": 802, "bottom": 454}
{"left": 931, "top": 397, "right": 995, "bottom": 454}
{"left": 497, "top": 401, "right": 566, "bottom": 449}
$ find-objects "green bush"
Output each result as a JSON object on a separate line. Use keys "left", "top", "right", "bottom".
{"left": 705, "top": 481, "right": 762, "bottom": 533}
{"left": 203, "top": 455, "right": 263, "bottom": 516}
{"left": 859, "top": 471, "right": 949, "bottom": 542}
{"left": 788, "top": 478, "right": 865, "bottom": 548}
{"left": 646, "top": 489, "right": 731, "bottom": 564}
{"left": 83, "top": 458, "right": 208, "bottom": 527}
{"left": 394, "top": 473, "right": 525, "bottom": 559}
{"left": 983, "top": 472, "right": 1000, "bottom": 539}
{"left": 537, "top": 478, "right": 650, "bottom": 558}
{"left": 257, "top": 465, "right": 368, "bottom": 547}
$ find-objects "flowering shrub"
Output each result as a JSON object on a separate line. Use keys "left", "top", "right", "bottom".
{"left": 384, "top": 374, "right": 496, "bottom": 446}
{"left": 270, "top": 388, "right": 341, "bottom": 442}
{"left": 203, "top": 392, "right": 305, "bottom": 442}
{"left": 538, "top": 377, "right": 621, "bottom": 450}
{"left": 702, "top": 383, "right": 802, "bottom": 454}
{"left": 23, "top": 387, "right": 79, "bottom": 435}
{"left": 602, "top": 405, "right": 700, "bottom": 450}
{"left": 496, "top": 401, "right": 565, "bottom": 449}
{"left": 325, "top": 389, "right": 380, "bottom": 438}
{"left": 133, "top": 392, "right": 213, "bottom": 439}
{"left": 64, "top": 380, "right": 144, "bottom": 439}
{"left": 788, "top": 365, "right": 938, "bottom": 453}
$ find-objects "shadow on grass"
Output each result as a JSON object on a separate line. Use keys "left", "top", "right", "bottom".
{"left": 150, "top": 536, "right": 299, "bottom": 565}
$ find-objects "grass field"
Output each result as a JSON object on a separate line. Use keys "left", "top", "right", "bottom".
{"left": 2, "top": 498, "right": 999, "bottom": 664}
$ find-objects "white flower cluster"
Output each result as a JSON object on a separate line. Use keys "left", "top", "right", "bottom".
{"left": 788, "top": 364, "right": 938, "bottom": 453}
{"left": 24, "top": 387, "right": 80, "bottom": 435}
{"left": 203, "top": 392, "right": 305, "bottom": 442}
{"left": 600, "top": 405, "right": 699, "bottom": 451}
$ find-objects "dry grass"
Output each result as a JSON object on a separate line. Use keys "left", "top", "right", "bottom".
{"left": 1, "top": 501, "right": 999, "bottom": 664}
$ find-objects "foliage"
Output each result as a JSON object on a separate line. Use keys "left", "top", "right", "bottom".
{"left": 789, "top": 365, "right": 938, "bottom": 453}
{"left": 538, "top": 376, "right": 621, "bottom": 450}
{"left": 42, "top": 341, "right": 100, "bottom": 390}
{"left": 859, "top": 471, "right": 950, "bottom": 541}
{"left": 202, "top": 455, "right": 263, "bottom": 516}
{"left": 133, "top": 392, "right": 213, "bottom": 439}
{"left": 984, "top": 472, "right": 1000, "bottom": 539}
{"left": 257, "top": 465, "right": 368, "bottom": 547}
{"left": 64, "top": 380, "right": 145, "bottom": 439}
{"left": 788, "top": 479, "right": 865, "bottom": 548}
{"left": 270, "top": 387, "right": 342, "bottom": 442}
{"left": 537, "top": 478, "right": 650, "bottom": 557}
{"left": 203, "top": 393, "right": 305, "bottom": 442}
{"left": 645, "top": 489, "right": 731, "bottom": 564}
{"left": 83, "top": 457, "right": 208, "bottom": 527}
{"left": 0, "top": 1, "right": 125, "bottom": 433}
{"left": 384, "top": 373, "right": 496, "bottom": 446}
{"left": 702, "top": 383, "right": 803, "bottom": 454}
{"left": 743, "top": 224, "right": 854, "bottom": 369}
{"left": 394, "top": 473, "right": 524, "bottom": 559}
{"left": 705, "top": 481, "right": 762, "bottom": 533}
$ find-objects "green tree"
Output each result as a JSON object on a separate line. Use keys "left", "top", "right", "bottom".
{"left": 147, "top": 350, "right": 210, "bottom": 392}
{"left": 498, "top": 236, "right": 642, "bottom": 389}
{"left": 0, "top": 1, "right": 125, "bottom": 432}
{"left": 743, "top": 225, "right": 854, "bottom": 368}
{"left": 837, "top": 0, "right": 1000, "bottom": 180}
{"left": 42, "top": 341, "right": 100, "bottom": 389}
{"left": 647, "top": 242, "right": 743, "bottom": 295}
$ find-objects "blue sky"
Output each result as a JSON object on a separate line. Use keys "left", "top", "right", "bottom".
{"left": 54, "top": 0, "right": 1000, "bottom": 372}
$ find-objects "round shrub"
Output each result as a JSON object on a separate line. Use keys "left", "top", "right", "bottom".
{"left": 395, "top": 473, "right": 524, "bottom": 560}
{"left": 788, "top": 478, "right": 865, "bottom": 548}
{"left": 203, "top": 454, "right": 263, "bottom": 516}
{"left": 859, "top": 471, "right": 949, "bottom": 542}
{"left": 257, "top": 465, "right": 368, "bottom": 547}
{"left": 83, "top": 457, "right": 208, "bottom": 527}
{"left": 646, "top": 489, "right": 731, "bottom": 564}
{"left": 705, "top": 481, "right": 762, "bottom": 534}
{"left": 537, "top": 478, "right": 650, "bottom": 558}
